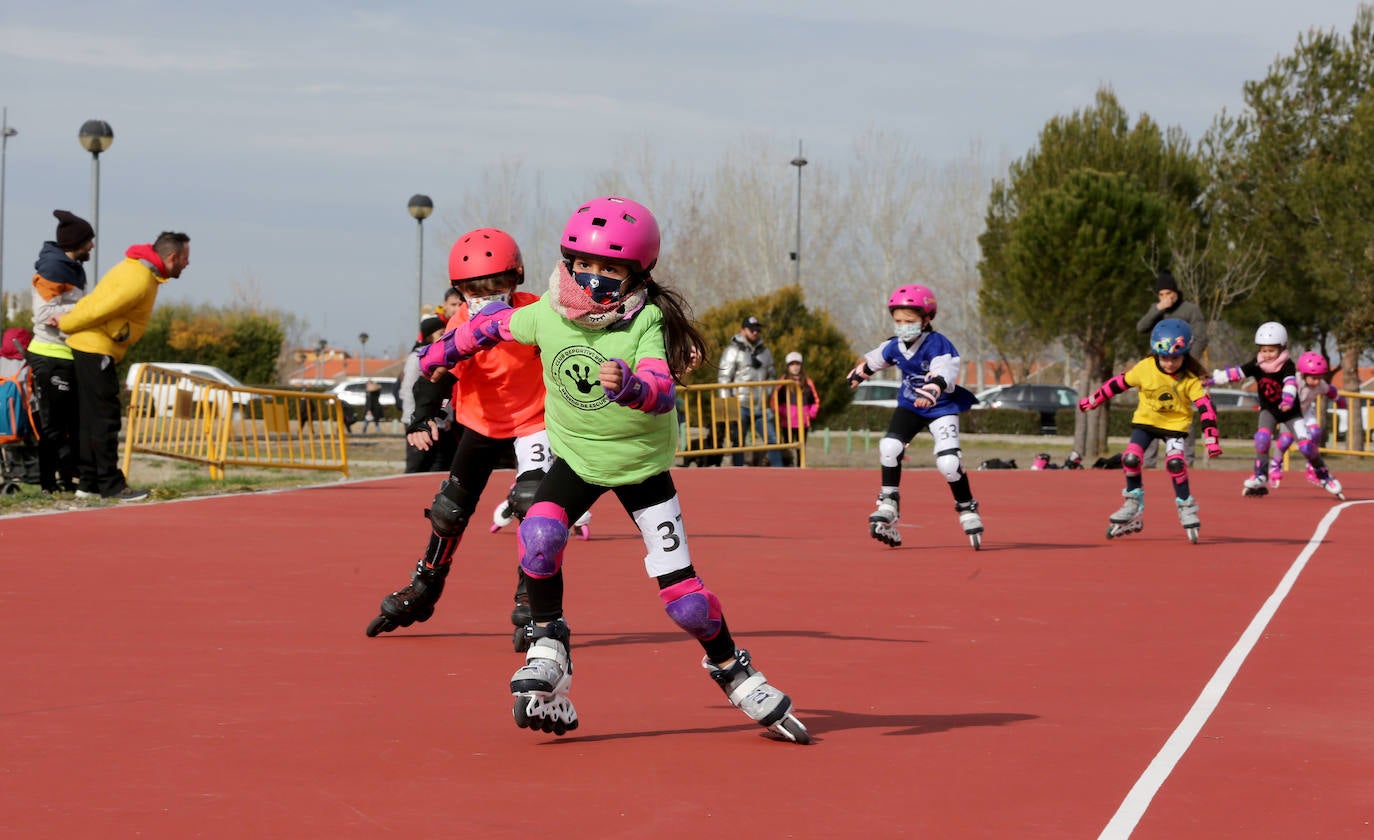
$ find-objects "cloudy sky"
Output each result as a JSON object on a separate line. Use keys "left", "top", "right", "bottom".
{"left": 0, "top": 1, "right": 1365, "bottom": 360}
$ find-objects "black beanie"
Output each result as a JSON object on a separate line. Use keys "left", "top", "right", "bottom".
{"left": 53, "top": 210, "right": 95, "bottom": 252}
{"left": 1155, "top": 271, "right": 1179, "bottom": 294}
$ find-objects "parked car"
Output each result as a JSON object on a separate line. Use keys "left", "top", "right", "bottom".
{"left": 125, "top": 362, "right": 255, "bottom": 417}
{"left": 328, "top": 377, "right": 398, "bottom": 409}
{"left": 1206, "top": 388, "right": 1258, "bottom": 409}
{"left": 975, "top": 383, "right": 1079, "bottom": 434}
{"left": 852, "top": 380, "right": 900, "bottom": 408}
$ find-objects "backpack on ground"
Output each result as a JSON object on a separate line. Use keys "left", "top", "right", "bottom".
{"left": 0, "top": 364, "right": 37, "bottom": 446}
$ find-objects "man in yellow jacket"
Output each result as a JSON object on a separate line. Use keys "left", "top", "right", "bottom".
{"left": 58, "top": 231, "right": 190, "bottom": 501}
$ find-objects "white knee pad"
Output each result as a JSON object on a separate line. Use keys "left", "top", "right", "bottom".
{"left": 631, "top": 494, "right": 694, "bottom": 578}
{"left": 879, "top": 436, "right": 906, "bottom": 468}
{"left": 935, "top": 451, "right": 964, "bottom": 482}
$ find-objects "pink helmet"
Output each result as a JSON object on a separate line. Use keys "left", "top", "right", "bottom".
{"left": 888, "top": 284, "right": 937, "bottom": 317}
{"left": 560, "top": 196, "right": 660, "bottom": 274}
{"left": 1296, "top": 351, "right": 1329, "bottom": 376}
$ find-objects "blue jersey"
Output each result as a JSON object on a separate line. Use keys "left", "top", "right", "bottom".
{"left": 860, "top": 330, "right": 977, "bottom": 419}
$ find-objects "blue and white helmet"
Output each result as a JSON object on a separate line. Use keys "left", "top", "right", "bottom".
{"left": 1150, "top": 318, "right": 1193, "bottom": 357}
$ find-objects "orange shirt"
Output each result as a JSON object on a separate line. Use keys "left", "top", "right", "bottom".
{"left": 444, "top": 290, "right": 545, "bottom": 438}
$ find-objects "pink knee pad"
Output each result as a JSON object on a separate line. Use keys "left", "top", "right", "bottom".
{"left": 517, "top": 502, "right": 569, "bottom": 579}
{"left": 1276, "top": 430, "right": 1294, "bottom": 454}
{"left": 1121, "top": 442, "right": 1145, "bottom": 477}
{"left": 659, "top": 577, "right": 723, "bottom": 641}
{"left": 1165, "top": 451, "right": 1188, "bottom": 485}
{"left": 1253, "top": 428, "right": 1273, "bottom": 454}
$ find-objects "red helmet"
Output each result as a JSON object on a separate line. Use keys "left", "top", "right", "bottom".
{"left": 448, "top": 228, "right": 524, "bottom": 285}
{"left": 888, "top": 284, "right": 937, "bottom": 317}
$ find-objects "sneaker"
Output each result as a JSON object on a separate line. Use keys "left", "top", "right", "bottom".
{"left": 74, "top": 489, "right": 101, "bottom": 500}
{"left": 105, "top": 486, "right": 150, "bottom": 502}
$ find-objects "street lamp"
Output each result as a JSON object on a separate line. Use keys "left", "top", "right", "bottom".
{"left": 78, "top": 119, "right": 114, "bottom": 279}
{"left": 0, "top": 107, "right": 16, "bottom": 326}
{"left": 407, "top": 194, "right": 433, "bottom": 319}
{"left": 789, "top": 140, "right": 807, "bottom": 288}
{"left": 358, "top": 332, "right": 369, "bottom": 379}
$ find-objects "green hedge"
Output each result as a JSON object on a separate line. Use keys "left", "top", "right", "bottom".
{"left": 822, "top": 406, "right": 1260, "bottom": 438}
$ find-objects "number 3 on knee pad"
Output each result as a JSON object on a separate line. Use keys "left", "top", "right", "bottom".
{"left": 631, "top": 495, "right": 693, "bottom": 578}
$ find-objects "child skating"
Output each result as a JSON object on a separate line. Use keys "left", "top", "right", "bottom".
{"left": 1208, "top": 322, "right": 1308, "bottom": 497}
{"left": 419, "top": 196, "right": 808, "bottom": 743}
{"left": 1290, "top": 351, "right": 1346, "bottom": 499}
{"left": 1078, "top": 319, "right": 1221, "bottom": 543}
{"left": 366, "top": 228, "right": 574, "bottom": 642}
{"left": 847, "top": 284, "right": 983, "bottom": 549}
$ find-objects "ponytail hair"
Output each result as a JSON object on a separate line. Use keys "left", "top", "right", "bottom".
{"left": 643, "top": 278, "right": 707, "bottom": 384}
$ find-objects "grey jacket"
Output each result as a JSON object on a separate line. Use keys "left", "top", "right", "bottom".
{"left": 1137, "top": 298, "right": 1209, "bottom": 356}
{"left": 717, "top": 333, "right": 776, "bottom": 399}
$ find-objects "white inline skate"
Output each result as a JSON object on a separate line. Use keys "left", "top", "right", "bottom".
{"left": 703, "top": 649, "right": 810, "bottom": 744}
{"left": 511, "top": 619, "right": 578, "bottom": 736}
{"left": 1317, "top": 472, "right": 1345, "bottom": 500}
{"left": 868, "top": 490, "right": 901, "bottom": 547}
{"left": 955, "top": 499, "right": 983, "bottom": 550}
{"left": 1175, "top": 495, "right": 1200, "bottom": 544}
{"left": 1242, "top": 474, "right": 1269, "bottom": 497}
{"left": 1106, "top": 488, "right": 1144, "bottom": 539}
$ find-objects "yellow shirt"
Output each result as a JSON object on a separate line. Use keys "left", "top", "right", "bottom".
{"left": 1123, "top": 357, "right": 1206, "bottom": 433}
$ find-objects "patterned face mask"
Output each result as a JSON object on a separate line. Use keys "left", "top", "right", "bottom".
{"left": 894, "top": 321, "right": 922, "bottom": 342}
{"left": 572, "top": 272, "right": 624, "bottom": 304}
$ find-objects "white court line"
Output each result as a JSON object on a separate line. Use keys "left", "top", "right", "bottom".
{"left": 1099, "top": 499, "right": 1373, "bottom": 839}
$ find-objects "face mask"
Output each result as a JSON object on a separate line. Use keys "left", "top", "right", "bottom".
{"left": 894, "top": 322, "right": 922, "bottom": 342}
{"left": 573, "top": 272, "right": 624, "bottom": 304}
{"left": 465, "top": 292, "right": 509, "bottom": 310}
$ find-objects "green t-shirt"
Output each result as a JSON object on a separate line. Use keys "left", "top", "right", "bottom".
{"left": 509, "top": 293, "right": 677, "bottom": 486}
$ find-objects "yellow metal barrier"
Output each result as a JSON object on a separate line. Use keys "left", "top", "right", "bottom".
{"left": 676, "top": 380, "right": 806, "bottom": 467}
{"left": 122, "top": 365, "right": 351, "bottom": 480}
{"left": 1318, "top": 388, "right": 1373, "bottom": 457}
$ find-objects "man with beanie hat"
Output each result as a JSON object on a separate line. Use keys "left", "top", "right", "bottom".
{"left": 59, "top": 230, "right": 191, "bottom": 502}
{"left": 1137, "top": 269, "right": 1209, "bottom": 465}
{"left": 23, "top": 210, "right": 96, "bottom": 494}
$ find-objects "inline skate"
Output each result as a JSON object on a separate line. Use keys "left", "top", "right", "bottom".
{"left": 1106, "top": 488, "right": 1144, "bottom": 539}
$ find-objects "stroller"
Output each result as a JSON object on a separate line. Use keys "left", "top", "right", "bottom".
{"left": 1, "top": 327, "right": 41, "bottom": 495}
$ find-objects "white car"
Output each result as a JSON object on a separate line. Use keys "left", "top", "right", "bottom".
{"left": 852, "top": 380, "right": 899, "bottom": 407}
{"left": 328, "top": 378, "right": 398, "bottom": 408}
{"left": 125, "top": 362, "right": 255, "bottom": 417}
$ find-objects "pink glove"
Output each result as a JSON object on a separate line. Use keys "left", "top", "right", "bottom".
{"left": 1204, "top": 434, "right": 1222, "bottom": 459}
{"left": 1078, "top": 394, "right": 1101, "bottom": 413}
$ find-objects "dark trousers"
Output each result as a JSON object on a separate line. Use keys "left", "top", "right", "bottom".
{"left": 71, "top": 349, "right": 129, "bottom": 495}
{"left": 25, "top": 352, "right": 80, "bottom": 491}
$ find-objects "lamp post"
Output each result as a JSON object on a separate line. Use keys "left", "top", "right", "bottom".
{"left": 407, "top": 194, "right": 433, "bottom": 319}
{"left": 358, "top": 332, "right": 369, "bottom": 379}
{"left": 0, "top": 108, "right": 16, "bottom": 326}
{"left": 78, "top": 119, "right": 114, "bottom": 279}
{"left": 316, "top": 339, "right": 328, "bottom": 385}
{"left": 789, "top": 140, "right": 807, "bottom": 288}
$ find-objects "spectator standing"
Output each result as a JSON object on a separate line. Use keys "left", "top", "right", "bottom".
{"left": 362, "top": 380, "right": 384, "bottom": 433}
{"left": 1137, "top": 270, "right": 1209, "bottom": 466}
{"left": 717, "top": 315, "right": 783, "bottom": 467}
{"left": 772, "top": 351, "right": 819, "bottom": 466}
{"left": 25, "top": 210, "right": 94, "bottom": 494}
{"left": 58, "top": 231, "right": 190, "bottom": 502}
{"left": 401, "top": 315, "right": 453, "bottom": 473}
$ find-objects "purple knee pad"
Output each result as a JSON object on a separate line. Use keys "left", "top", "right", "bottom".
{"left": 517, "top": 502, "right": 569, "bottom": 579}
{"left": 1253, "top": 428, "right": 1273, "bottom": 454}
{"left": 1297, "top": 439, "right": 1320, "bottom": 460}
{"left": 659, "top": 577, "right": 723, "bottom": 641}
{"left": 1276, "top": 431, "right": 1294, "bottom": 453}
